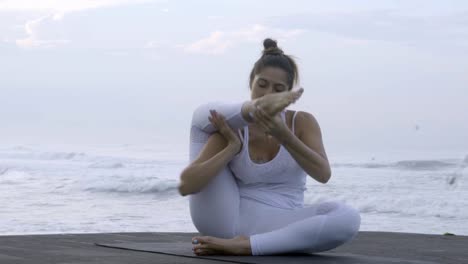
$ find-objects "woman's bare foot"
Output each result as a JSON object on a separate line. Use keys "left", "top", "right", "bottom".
{"left": 254, "top": 88, "right": 304, "bottom": 116}
{"left": 191, "top": 235, "right": 252, "bottom": 256}
{"left": 241, "top": 88, "right": 303, "bottom": 122}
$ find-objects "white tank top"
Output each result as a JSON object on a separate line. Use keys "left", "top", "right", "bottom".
{"left": 229, "top": 110, "right": 307, "bottom": 209}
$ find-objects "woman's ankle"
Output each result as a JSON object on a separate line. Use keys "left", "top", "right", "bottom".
{"left": 241, "top": 101, "right": 256, "bottom": 123}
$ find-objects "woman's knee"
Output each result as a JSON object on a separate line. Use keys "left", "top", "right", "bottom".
{"left": 311, "top": 204, "right": 361, "bottom": 252}
{"left": 333, "top": 204, "right": 361, "bottom": 243}
{"left": 343, "top": 205, "right": 361, "bottom": 239}
{"left": 316, "top": 201, "right": 344, "bottom": 215}
{"left": 190, "top": 102, "right": 219, "bottom": 143}
{"left": 191, "top": 102, "right": 217, "bottom": 127}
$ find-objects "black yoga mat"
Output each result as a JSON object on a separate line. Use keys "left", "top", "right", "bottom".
{"left": 95, "top": 241, "right": 436, "bottom": 264}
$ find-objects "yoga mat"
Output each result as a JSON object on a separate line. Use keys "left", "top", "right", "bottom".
{"left": 94, "top": 241, "right": 437, "bottom": 264}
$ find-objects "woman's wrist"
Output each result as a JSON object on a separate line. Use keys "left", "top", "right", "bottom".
{"left": 227, "top": 141, "right": 242, "bottom": 155}
{"left": 277, "top": 128, "right": 294, "bottom": 145}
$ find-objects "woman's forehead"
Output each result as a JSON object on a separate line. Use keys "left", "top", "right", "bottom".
{"left": 256, "top": 67, "right": 288, "bottom": 85}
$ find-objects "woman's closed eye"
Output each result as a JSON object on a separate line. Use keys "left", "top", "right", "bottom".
{"left": 275, "top": 85, "right": 285, "bottom": 92}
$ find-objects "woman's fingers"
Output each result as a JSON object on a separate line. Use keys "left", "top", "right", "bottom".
{"left": 255, "top": 113, "right": 271, "bottom": 134}
{"left": 210, "top": 110, "right": 224, "bottom": 128}
{"left": 209, "top": 110, "right": 221, "bottom": 126}
{"left": 254, "top": 108, "right": 271, "bottom": 129}
{"left": 208, "top": 115, "right": 218, "bottom": 129}
{"left": 258, "top": 107, "right": 272, "bottom": 122}
{"left": 254, "top": 106, "right": 268, "bottom": 122}
{"left": 209, "top": 110, "right": 238, "bottom": 140}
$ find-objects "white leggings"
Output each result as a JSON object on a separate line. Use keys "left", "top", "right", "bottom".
{"left": 188, "top": 101, "right": 361, "bottom": 255}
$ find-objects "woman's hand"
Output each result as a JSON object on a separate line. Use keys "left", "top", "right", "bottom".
{"left": 253, "top": 107, "right": 290, "bottom": 141}
{"left": 208, "top": 110, "right": 242, "bottom": 152}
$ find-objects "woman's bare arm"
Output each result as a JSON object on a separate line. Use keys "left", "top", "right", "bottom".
{"left": 280, "top": 111, "right": 331, "bottom": 184}
{"left": 178, "top": 133, "right": 239, "bottom": 196}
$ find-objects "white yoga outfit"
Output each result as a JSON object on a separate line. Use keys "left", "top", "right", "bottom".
{"left": 188, "top": 101, "right": 361, "bottom": 255}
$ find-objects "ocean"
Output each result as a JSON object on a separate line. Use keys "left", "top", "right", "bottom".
{"left": 1, "top": 143, "right": 467, "bottom": 236}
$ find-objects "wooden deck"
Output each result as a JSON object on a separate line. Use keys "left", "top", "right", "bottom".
{"left": 0, "top": 231, "right": 466, "bottom": 263}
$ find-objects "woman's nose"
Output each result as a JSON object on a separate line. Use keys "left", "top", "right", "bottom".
{"left": 265, "top": 86, "right": 274, "bottom": 94}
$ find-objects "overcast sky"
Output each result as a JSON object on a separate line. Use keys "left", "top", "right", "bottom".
{"left": 1, "top": 0, "right": 467, "bottom": 154}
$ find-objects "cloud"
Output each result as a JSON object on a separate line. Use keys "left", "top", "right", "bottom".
{"left": 15, "top": 14, "right": 69, "bottom": 48}
{"left": 181, "top": 31, "right": 231, "bottom": 55}
{"left": 0, "top": 0, "right": 162, "bottom": 15}
{"left": 180, "top": 24, "right": 306, "bottom": 55}
{"left": 1, "top": 0, "right": 167, "bottom": 49}
{"left": 265, "top": 10, "right": 468, "bottom": 49}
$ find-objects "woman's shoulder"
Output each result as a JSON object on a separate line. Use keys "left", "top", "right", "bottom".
{"left": 287, "top": 110, "right": 321, "bottom": 138}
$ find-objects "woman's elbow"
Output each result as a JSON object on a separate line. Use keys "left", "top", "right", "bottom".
{"left": 178, "top": 182, "right": 188, "bottom": 196}
{"left": 320, "top": 175, "right": 331, "bottom": 184}
{"left": 178, "top": 181, "right": 196, "bottom": 196}
{"left": 319, "top": 167, "right": 332, "bottom": 184}
{"left": 178, "top": 170, "right": 191, "bottom": 196}
{"left": 178, "top": 174, "right": 203, "bottom": 196}
{"left": 178, "top": 168, "right": 193, "bottom": 196}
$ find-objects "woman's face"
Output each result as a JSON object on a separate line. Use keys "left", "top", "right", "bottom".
{"left": 250, "top": 67, "right": 289, "bottom": 100}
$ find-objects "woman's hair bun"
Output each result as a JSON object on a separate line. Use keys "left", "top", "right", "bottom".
{"left": 262, "top": 38, "right": 283, "bottom": 55}
{"left": 263, "top": 38, "right": 278, "bottom": 49}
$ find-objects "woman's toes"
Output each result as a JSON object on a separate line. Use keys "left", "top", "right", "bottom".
{"left": 195, "top": 248, "right": 215, "bottom": 256}
{"left": 197, "top": 236, "right": 213, "bottom": 244}
{"left": 192, "top": 235, "right": 210, "bottom": 244}
{"left": 204, "top": 248, "right": 218, "bottom": 255}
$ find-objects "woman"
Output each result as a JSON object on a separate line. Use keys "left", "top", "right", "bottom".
{"left": 178, "top": 38, "right": 361, "bottom": 256}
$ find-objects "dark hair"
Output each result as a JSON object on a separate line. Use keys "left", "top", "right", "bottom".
{"left": 249, "top": 38, "right": 299, "bottom": 91}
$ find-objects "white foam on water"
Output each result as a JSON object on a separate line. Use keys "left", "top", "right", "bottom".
{"left": 1, "top": 144, "right": 467, "bottom": 235}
